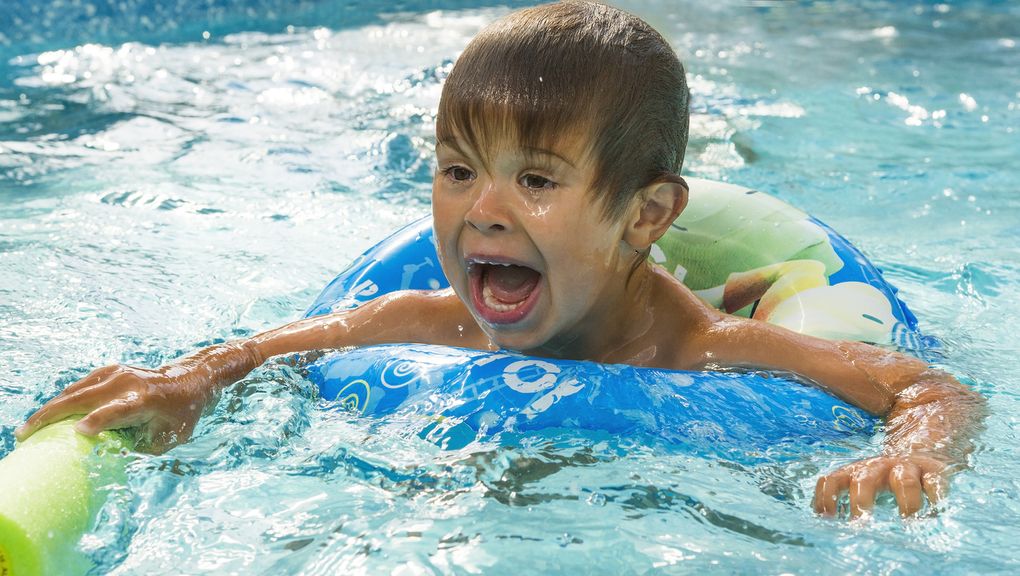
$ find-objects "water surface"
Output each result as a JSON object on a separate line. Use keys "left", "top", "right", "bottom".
{"left": 1, "top": 0, "right": 1018, "bottom": 573}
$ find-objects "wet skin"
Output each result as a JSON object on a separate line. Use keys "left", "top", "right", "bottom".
{"left": 16, "top": 136, "right": 984, "bottom": 520}
{"left": 430, "top": 138, "right": 685, "bottom": 363}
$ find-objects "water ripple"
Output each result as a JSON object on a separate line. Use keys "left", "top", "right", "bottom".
{"left": 2, "top": 1, "right": 1019, "bottom": 573}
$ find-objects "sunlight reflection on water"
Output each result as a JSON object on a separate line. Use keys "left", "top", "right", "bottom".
{"left": 1, "top": 0, "right": 1018, "bottom": 573}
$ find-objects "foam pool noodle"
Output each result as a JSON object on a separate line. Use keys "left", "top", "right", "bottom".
{"left": 0, "top": 419, "right": 131, "bottom": 576}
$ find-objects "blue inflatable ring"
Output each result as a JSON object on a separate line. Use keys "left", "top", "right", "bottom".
{"left": 302, "top": 178, "right": 926, "bottom": 459}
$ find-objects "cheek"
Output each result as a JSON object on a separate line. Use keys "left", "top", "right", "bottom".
{"left": 433, "top": 225, "right": 460, "bottom": 279}
{"left": 561, "top": 215, "right": 621, "bottom": 265}
{"left": 431, "top": 186, "right": 459, "bottom": 236}
{"left": 562, "top": 239, "right": 625, "bottom": 286}
{"left": 429, "top": 205, "right": 456, "bottom": 272}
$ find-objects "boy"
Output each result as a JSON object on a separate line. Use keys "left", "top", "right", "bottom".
{"left": 16, "top": 1, "right": 983, "bottom": 520}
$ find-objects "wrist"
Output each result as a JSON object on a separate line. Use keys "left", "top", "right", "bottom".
{"left": 879, "top": 449, "right": 968, "bottom": 476}
{"left": 170, "top": 339, "right": 264, "bottom": 392}
{"left": 212, "top": 339, "right": 264, "bottom": 386}
{"left": 231, "top": 339, "right": 265, "bottom": 372}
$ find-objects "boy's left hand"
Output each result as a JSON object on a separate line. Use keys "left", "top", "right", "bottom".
{"left": 813, "top": 453, "right": 949, "bottom": 519}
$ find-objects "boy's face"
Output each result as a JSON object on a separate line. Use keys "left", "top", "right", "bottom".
{"left": 432, "top": 134, "right": 638, "bottom": 356}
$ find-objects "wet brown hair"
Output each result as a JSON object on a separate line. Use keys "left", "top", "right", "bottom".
{"left": 436, "top": 0, "right": 689, "bottom": 221}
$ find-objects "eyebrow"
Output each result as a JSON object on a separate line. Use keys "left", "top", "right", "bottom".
{"left": 437, "top": 140, "right": 577, "bottom": 169}
{"left": 522, "top": 147, "right": 576, "bottom": 169}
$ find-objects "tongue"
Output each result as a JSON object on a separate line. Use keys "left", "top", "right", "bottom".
{"left": 485, "top": 264, "right": 540, "bottom": 304}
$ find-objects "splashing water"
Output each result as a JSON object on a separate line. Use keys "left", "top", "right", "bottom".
{"left": 1, "top": 0, "right": 1019, "bottom": 573}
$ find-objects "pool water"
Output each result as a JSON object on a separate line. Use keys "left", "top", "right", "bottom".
{"left": 2, "top": 0, "right": 1019, "bottom": 573}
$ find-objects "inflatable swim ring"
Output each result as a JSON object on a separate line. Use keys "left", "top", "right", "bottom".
{"left": 0, "top": 177, "right": 926, "bottom": 573}
{"left": 302, "top": 178, "right": 926, "bottom": 454}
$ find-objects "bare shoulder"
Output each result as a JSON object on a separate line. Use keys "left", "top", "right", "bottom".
{"left": 645, "top": 266, "right": 723, "bottom": 370}
{"left": 645, "top": 265, "right": 802, "bottom": 371}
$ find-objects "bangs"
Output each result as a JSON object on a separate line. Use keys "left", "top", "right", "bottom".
{"left": 433, "top": 1, "right": 689, "bottom": 222}
{"left": 435, "top": 55, "right": 592, "bottom": 167}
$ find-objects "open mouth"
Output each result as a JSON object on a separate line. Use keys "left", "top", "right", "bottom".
{"left": 467, "top": 260, "right": 543, "bottom": 325}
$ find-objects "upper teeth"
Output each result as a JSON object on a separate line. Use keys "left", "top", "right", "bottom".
{"left": 475, "top": 260, "right": 513, "bottom": 266}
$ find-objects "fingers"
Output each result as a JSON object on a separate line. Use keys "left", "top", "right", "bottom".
{"left": 814, "top": 461, "right": 890, "bottom": 519}
{"left": 74, "top": 396, "right": 147, "bottom": 435}
{"left": 15, "top": 362, "right": 199, "bottom": 455}
{"left": 17, "top": 391, "right": 91, "bottom": 441}
{"left": 814, "top": 470, "right": 850, "bottom": 517}
{"left": 18, "top": 385, "right": 109, "bottom": 439}
{"left": 60, "top": 365, "right": 122, "bottom": 395}
{"left": 894, "top": 458, "right": 948, "bottom": 516}
{"left": 922, "top": 469, "right": 949, "bottom": 506}
{"left": 815, "top": 457, "right": 951, "bottom": 520}
{"left": 848, "top": 462, "right": 889, "bottom": 518}
{"left": 889, "top": 463, "right": 924, "bottom": 517}
{"left": 16, "top": 368, "right": 134, "bottom": 441}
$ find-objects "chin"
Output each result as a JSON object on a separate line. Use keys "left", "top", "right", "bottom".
{"left": 480, "top": 324, "right": 551, "bottom": 354}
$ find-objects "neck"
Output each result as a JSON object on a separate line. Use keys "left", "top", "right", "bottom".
{"left": 527, "top": 260, "right": 659, "bottom": 364}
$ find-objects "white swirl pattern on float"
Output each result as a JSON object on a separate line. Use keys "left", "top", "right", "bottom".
{"left": 380, "top": 357, "right": 422, "bottom": 389}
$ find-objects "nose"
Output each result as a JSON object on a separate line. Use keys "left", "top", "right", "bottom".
{"left": 465, "top": 180, "right": 510, "bottom": 233}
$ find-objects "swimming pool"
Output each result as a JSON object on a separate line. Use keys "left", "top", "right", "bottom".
{"left": 2, "top": 0, "right": 1018, "bottom": 572}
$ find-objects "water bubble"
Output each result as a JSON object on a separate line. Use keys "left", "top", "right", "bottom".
{"left": 556, "top": 533, "right": 583, "bottom": 547}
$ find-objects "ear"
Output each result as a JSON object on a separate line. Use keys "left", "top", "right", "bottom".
{"left": 622, "top": 179, "right": 689, "bottom": 250}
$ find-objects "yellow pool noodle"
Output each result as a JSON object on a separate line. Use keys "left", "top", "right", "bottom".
{"left": 0, "top": 419, "right": 130, "bottom": 576}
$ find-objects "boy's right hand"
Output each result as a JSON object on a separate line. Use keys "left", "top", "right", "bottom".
{"left": 15, "top": 363, "right": 213, "bottom": 453}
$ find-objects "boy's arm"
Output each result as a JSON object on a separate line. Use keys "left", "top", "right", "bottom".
{"left": 16, "top": 289, "right": 469, "bottom": 452}
{"left": 691, "top": 314, "right": 986, "bottom": 519}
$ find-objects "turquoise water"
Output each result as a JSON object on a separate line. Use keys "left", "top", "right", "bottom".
{"left": 1, "top": 0, "right": 1019, "bottom": 573}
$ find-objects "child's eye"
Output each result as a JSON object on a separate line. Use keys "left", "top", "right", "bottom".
{"left": 440, "top": 165, "right": 475, "bottom": 183}
{"left": 520, "top": 173, "right": 556, "bottom": 190}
